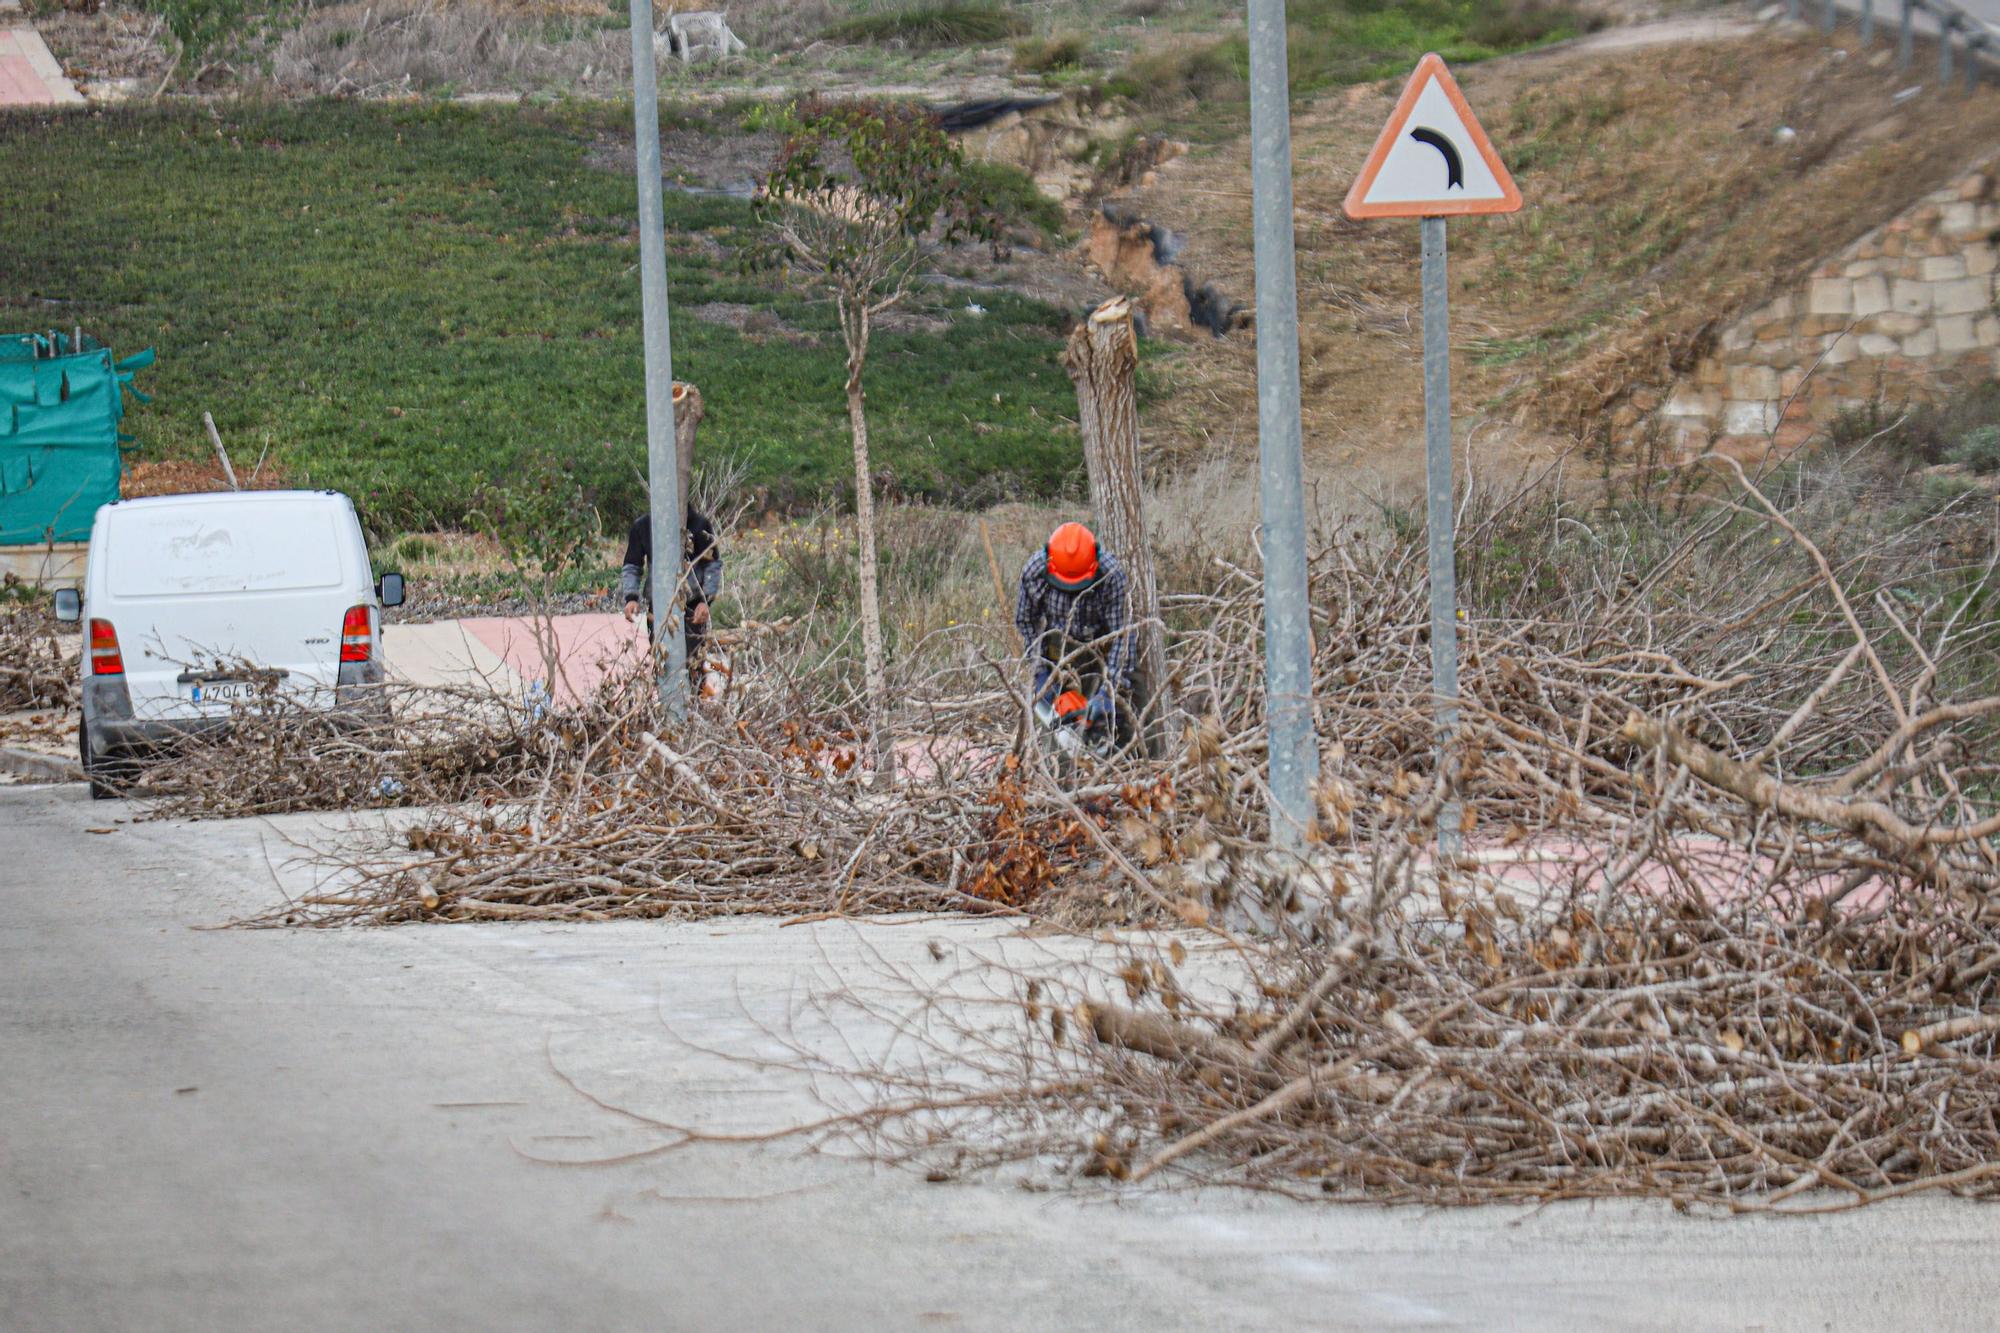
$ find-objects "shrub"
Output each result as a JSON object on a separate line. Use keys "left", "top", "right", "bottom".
{"left": 767, "top": 519, "right": 860, "bottom": 616}
{"left": 1465, "top": 1, "right": 1596, "bottom": 50}
{"left": 764, "top": 506, "right": 975, "bottom": 618}
{"left": 1828, "top": 383, "right": 2000, "bottom": 469}
{"left": 959, "top": 160, "right": 1067, "bottom": 243}
{"left": 1012, "top": 32, "right": 1088, "bottom": 74}
{"left": 391, "top": 533, "right": 439, "bottom": 564}
{"left": 823, "top": 4, "right": 1027, "bottom": 48}
{"left": 1105, "top": 40, "right": 1242, "bottom": 110}
{"left": 141, "top": 0, "right": 302, "bottom": 69}
{"left": 1951, "top": 425, "right": 2000, "bottom": 474}
{"left": 467, "top": 449, "right": 604, "bottom": 593}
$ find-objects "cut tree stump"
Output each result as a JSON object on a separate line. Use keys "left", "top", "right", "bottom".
{"left": 1063, "top": 296, "right": 1172, "bottom": 753}
{"left": 672, "top": 380, "right": 703, "bottom": 513}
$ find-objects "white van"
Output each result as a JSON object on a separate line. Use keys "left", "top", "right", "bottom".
{"left": 53, "top": 490, "right": 404, "bottom": 798}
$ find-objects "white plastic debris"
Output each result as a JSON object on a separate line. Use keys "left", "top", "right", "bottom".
{"left": 656, "top": 11, "right": 746, "bottom": 64}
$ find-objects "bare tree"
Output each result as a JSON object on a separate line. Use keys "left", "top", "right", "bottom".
{"left": 1063, "top": 296, "right": 1171, "bottom": 751}
{"left": 759, "top": 98, "right": 990, "bottom": 778}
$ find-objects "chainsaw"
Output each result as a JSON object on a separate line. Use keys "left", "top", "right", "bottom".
{"left": 1033, "top": 688, "right": 1114, "bottom": 761}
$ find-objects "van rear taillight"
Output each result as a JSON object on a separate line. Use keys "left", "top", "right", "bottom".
{"left": 340, "top": 605, "right": 373, "bottom": 663}
{"left": 88, "top": 619, "right": 124, "bottom": 675}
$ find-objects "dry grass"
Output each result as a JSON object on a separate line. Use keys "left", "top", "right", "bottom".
{"left": 41, "top": 0, "right": 1023, "bottom": 98}
{"left": 40, "top": 0, "right": 856, "bottom": 95}
{"left": 32, "top": 5, "right": 174, "bottom": 86}
{"left": 1121, "top": 28, "right": 2000, "bottom": 487}
{"left": 264, "top": 2, "right": 637, "bottom": 98}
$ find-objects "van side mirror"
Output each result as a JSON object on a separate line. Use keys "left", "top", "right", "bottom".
{"left": 376, "top": 572, "right": 405, "bottom": 608}
{"left": 52, "top": 588, "right": 81, "bottom": 622}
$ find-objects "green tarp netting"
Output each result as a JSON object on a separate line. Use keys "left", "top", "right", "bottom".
{"left": 0, "top": 332, "right": 153, "bottom": 545}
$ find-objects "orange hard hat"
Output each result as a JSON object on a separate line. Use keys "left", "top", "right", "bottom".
{"left": 1054, "top": 689, "right": 1089, "bottom": 720}
{"left": 1045, "top": 522, "right": 1100, "bottom": 591}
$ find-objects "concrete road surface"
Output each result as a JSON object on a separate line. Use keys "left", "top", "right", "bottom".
{"left": 6, "top": 783, "right": 2000, "bottom": 1331}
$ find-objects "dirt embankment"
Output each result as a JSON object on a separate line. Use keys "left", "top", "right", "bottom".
{"left": 1107, "top": 24, "right": 2000, "bottom": 493}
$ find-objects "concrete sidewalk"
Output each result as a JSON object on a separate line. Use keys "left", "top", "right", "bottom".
{"left": 0, "top": 13, "right": 83, "bottom": 107}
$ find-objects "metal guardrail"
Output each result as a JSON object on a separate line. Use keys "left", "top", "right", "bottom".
{"left": 1786, "top": 0, "right": 1997, "bottom": 88}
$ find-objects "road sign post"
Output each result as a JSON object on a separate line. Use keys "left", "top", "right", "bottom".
{"left": 629, "top": 0, "right": 687, "bottom": 720}
{"left": 1246, "top": 0, "right": 1320, "bottom": 853}
{"left": 1420, "top": 216, "right": 1460, "bottom": 857}
{"left": 1344, "top": 53, "right": 1521, "bottom": 862}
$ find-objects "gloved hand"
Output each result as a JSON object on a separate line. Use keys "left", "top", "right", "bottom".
{"left": 1032, "top": 665, "right": 1055, "bottom": 705}
{"left": 1085, "top": 688, "right": 1115, "bottom": 732}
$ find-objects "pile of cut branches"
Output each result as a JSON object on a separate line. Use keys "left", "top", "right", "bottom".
{"left": 137, "top": 457, "right": 2000, "bottom": 1206}
{"left": 757, "top": 460, "right": 2000, "bottom": 1207}
{"left": 793, "top": 841, "right": 2000, "bottom": 1209}
{"left": 134, "top": 679, "right": 542, "bottom": 819}
{"left": 184, "top": 456, "right": 1998, "bottom": 935}
{"left": 223, "top": 651, "right": 1119, "bottom": 924}
{"left": 0, "top": 599, "right": 74, "bottom": 713}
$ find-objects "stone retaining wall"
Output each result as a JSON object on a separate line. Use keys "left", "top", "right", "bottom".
{"left": 1657, "top": 163, "right": 2000, "bottom": 459}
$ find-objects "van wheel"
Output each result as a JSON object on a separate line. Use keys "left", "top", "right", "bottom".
{"left": 80, "top": 729, "right": 127, "bottom": 801}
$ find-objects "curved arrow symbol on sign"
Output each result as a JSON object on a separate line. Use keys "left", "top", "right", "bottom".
{"left": 1408, "top": 127, "right": 1464, "bottom": 190}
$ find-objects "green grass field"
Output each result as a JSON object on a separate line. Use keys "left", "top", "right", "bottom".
{"left": 0, "top": 101, "right": 1083, "bottom": 538}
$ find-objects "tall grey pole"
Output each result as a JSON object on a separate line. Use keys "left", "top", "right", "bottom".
{"left": 1860, "top": 0, "right": 1874, "bottom": 45}
{"left": 1246, "top": 0, "right": 1319, "bottom": 852}
{"left": 630, "top": 0, "right": 686, "bottom": 718}
{"left": 1942, "top": 16, "right": 1955, "bottom": 85}
{"left": 1899, "top": 0, "right": 1914, "bottom": 70}
{"left": 1421, "top": 218, "right": 1460, "bottom": 861}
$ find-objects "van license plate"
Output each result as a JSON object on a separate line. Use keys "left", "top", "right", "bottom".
{"left": 187, "top": 679, "right": 257, "bottom": 704}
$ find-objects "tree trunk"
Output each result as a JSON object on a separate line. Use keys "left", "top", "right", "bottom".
{"left": 1063, "top": 296, "right": 1171, "bottom": 753}
{"left": 671, "top": 381, "right": 704, "bottom": 514}
{"left": 844, "top": 316, "right": 894, "bottom": 782}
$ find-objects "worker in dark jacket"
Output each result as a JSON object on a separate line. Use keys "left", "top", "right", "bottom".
{"left": 1015, "top": 521, "right": 1133, "bottom": 736}
{"left": 622, "top": 508, "right": 722, "bottom": 675}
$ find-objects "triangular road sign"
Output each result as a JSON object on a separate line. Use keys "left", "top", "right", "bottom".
{"left": 1343, "top": 53, "right": 1521, "bottom": 219}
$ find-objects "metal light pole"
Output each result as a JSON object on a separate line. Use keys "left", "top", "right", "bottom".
{"left": 1421, "top": 218, "right": 1461, "bottom": 860}
{"left": 630, "top": 0, "right": 686, "bottom": 719}
{"left": 1246, "top": 0, "right": 1320, "bottom": 851}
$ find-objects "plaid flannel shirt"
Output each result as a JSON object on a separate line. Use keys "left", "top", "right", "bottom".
{"left": 1014, "top": 548, "right": 1134, "bottom": 693}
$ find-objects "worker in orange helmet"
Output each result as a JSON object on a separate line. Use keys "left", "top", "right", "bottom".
{"left": 1015, "top": 521, "right": 1134, "bottom": 739}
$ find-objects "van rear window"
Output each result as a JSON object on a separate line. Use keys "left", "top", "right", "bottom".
{"left": 106, "top": 504, "right": 345, "bottom": 597}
